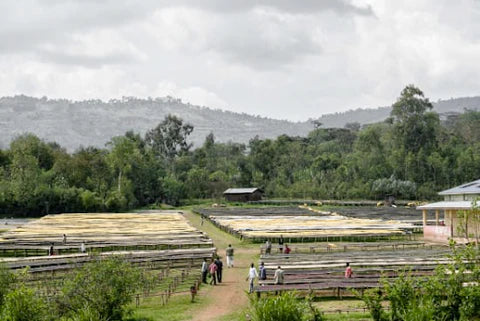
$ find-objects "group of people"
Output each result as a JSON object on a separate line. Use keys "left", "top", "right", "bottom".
{"left": 201, "top": 257, "right": 223, "bottom": 285}
{"left": 246, "top": 262, "right": 353, "bottom": 293}
{"left": 246, "top": 262, "right": 285, "bottom": 293}
{"left": 201, "top": 244, "right": 235, "bottom": 286}
{"left": 264, "top": 235, "right": 291, "bottom": 255}
{"left": 48, "top": 235, "right": 87, "bottom": 256}
{"left": 200, "top": 241, "right": 354, "bottom": 295}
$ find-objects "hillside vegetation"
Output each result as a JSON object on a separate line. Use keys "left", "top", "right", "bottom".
{"left": 1, "top": 85, "right": 480, "bottom": 216}
{"left": 1, "top": 94, "right": 479, "bottom": 151}
{"left": 0, "top": 95, "right": 312, "bottom": 151}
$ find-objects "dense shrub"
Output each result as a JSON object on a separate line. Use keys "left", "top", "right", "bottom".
{"left": 0, "top": 264, "right": 16, "bottom": 307}
{"left": 371, "top": 176, "right": 417, "bottom": 200}
{"left": 359, "top": 244, "right": 480, "bottom": 321}
{"left": 57, "top": 256, "right": 141, "bottom": 321}
{"left": 249, "top": 292, "right": 323, "bottom": 321}
{"left": 0, "top": 286, "right": 48, "bottom": 321}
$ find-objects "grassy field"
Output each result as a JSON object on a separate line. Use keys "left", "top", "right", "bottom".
{"left": 130, "top": 293, "right": 213, "bottom": 321}
{"left": 131, "top": 296, "right": 373, "bottom": 321}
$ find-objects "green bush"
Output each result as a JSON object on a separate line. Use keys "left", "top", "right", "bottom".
{"left": 57, "top": 256, "right": 141, "bottom": 321}
{"left": 59, "top": 305, "right": 103, "bottom": 321}
{"left": 249, "top": 292, "right": 323, "bottom": 321}
{"left": 0, "top": 264, "right": 16, "bottom": 307}
{"left": 0, "top": 285, "right": 48, "bottom": 321}
{"left": 371, "top": 175, "right": 417, "bottom": 199}
{"left": 80, "top": 190, "right": 103, "bottom": 212}
{"left": 356, "top": 288, "right": 387, "bottom": 321}
{"left": 105, "top": 191, "right": 129, "bottom": 212}
{"left": 358, "top": 245, "right": 480, "bottom": 321}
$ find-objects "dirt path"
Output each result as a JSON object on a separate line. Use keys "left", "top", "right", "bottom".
{"left": 183, "top": 211, "right": 258, "bottom": 321}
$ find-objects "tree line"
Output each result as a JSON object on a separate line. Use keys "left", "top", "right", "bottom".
{"left": 1, "top": 85, "right": 480, "bottom": 216}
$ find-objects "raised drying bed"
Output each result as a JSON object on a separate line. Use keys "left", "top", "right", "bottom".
{"left": 196, "top": 206, "right": 418, "bottom": 242}
{"left": 255, "top": 246, "right": 452, "bottom": 297}
{"left": 0, "top": 212, "right": 217, "bottom": 307}
{"left": 0, "top": 212, "right": 213, "bottom": 256}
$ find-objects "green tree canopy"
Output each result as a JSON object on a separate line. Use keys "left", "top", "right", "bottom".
{"left": 145, "top": 114, "right": 193, "bottom": 159}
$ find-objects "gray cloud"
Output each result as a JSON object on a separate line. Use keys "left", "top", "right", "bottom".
{"left": 0, "top": 0, "right": 152, "bottom": 66}
{"left": 0, "top": 0, "right": 369, "bottom": 68}
{"left": 1, "top": 0, "right": 479, "bottom": 122}
{"left": 209, "top": 14, "right": 322, "bottom": 69}
{"left": 158, "top": 0, "right": 373, "bottom": 15}
{"left": 37, "top": 51, "right": 137, "bottom": 68}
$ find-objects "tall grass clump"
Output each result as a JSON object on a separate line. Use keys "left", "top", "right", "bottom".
{"left": 249, "top": 292, "right": 323, "bottom": 321}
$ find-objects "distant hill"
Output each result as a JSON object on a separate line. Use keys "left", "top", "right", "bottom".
{"left": 313, "top": 96, "right": 480, "bottom": 128}
{"left": 0, "top": 96, "right": 313, "bottom": 151}
{"left": 1, "top": 95, "right": 479, "bottom": 151}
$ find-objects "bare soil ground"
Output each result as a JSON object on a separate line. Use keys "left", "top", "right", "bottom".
{"left": 184, "top": 211, "right": 257, "bottom": 321}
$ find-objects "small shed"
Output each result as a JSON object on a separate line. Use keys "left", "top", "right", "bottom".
{"left": 417, "top": 179, "right": 480, "bottom": 243}
{"left": 223, "top": 188, "right": 264, "bottom": 202}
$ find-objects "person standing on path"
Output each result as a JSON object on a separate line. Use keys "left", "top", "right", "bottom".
{"left": 215, "top": 257, "right": 223, "bottom": 283}
{"left": 246, "top": 263, "right": 258, "bottom": 293}
{"left": 201, "top": 258, "right": 208, "bottom": 284}
{"left": 209, "top": 259, "right": 218, "bottom": 285}
{"left": 278, "top": 235, "right": 284, "bottom": 253}
{"left": 226, "top": 244, "right": 234, "bottom": 268}
{"left": 274, "top": 266, "right": 284, "bottom": 285}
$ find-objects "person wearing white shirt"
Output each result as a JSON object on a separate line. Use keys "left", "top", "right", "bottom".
{"left": 80, "top": 242, "right": 86, "bottom": 253}
{"left": 201, "top": 258, "right": 208, "bottom": 283}
{"left": 246, "top": 263, "right": 259, "bottom": 293}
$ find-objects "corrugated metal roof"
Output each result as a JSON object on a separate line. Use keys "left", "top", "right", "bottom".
{"left": 439, "top": 179, "right": 480, "bottom": 195}
{"left": 223, "top": 188, "right": 261, "bottom": 194}
{"left": 416, "top": 201, "right": 474, "bottom": 210}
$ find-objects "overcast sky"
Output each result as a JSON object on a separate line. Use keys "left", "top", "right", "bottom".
{"left": 1, "top": 0, "right": 480, "bottom": 121}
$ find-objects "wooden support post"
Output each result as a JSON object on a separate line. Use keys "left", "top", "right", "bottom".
{"left": 422, "top": 210, "right": 427, "bottom": 227}
{"left": 435, "top": 210, "right": 439, "bottom": 226}
{"left": 450, "top": 210, "right": 454, "bottom": 237}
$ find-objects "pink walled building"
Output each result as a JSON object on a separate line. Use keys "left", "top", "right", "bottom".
{"left": 417, "top": 179, "right": 480, "bottom": 243}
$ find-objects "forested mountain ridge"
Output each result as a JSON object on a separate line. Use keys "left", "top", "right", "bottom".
{"left": 313, "top": 96, "right": 480, "bottom": 128}
{"left": 1, "top": 95, "right": 479, "bottom": 151}
{"left": 0, "top": 95, "right": 312, "bottom": 151}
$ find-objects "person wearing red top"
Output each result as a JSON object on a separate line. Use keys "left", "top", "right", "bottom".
{"left": 345, "top": 262, "right": 353, "bottom": 278}
{"left": 209, "top": 260, "right": 218, "bottom": 285}
{"left": 284, "top": 244, "right": 291, "bottom": 255}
